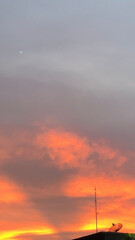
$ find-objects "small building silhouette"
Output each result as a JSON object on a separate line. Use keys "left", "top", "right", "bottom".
{"left": 73, "top": 231, "right": 135, "bottom": 240}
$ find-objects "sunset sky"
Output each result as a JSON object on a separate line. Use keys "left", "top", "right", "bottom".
{"left": 1, "top": 1, "right": 135, "bottom": 239}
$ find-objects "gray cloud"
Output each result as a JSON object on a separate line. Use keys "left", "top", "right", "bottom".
{"left": 1, "top": 77, "right": 135, "bottom": 153}
{"left": 0, "top": 1, "right": 135, "bottom": 238}
{"left": 31, "top": 196, "right": 94, "bottom": 228}
{"left": 1, "top": 0, "right": 135, "bottom": 154}
{"left": 1, "top": 159, "right": 77, "bottom": 188}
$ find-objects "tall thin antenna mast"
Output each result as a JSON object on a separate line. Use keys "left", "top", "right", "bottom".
{"left": 94, "top": 187, "right": 98, "bottom": 233}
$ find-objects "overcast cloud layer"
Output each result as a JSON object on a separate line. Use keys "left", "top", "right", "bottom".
{"left": 1, "top": 1, "right": 135, "bottom": 239}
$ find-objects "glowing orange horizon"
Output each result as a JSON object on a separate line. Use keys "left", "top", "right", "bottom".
{"left": 0, "top": 227, "right": 56, "bottom": 240}
{"left": 0, "top": 126, "right": 135, "bottom": 238}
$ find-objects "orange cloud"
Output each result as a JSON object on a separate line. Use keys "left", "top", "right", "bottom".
{"left": 0, "top": 126, "right": 128, "bottom": 171}
{"left": 59, "top": 175, "right": 135, "bottom": 233}
{"left": 57, "top": 182, "right": 135, "bottom": 234}
{"left": 0, "top": 126, "right": 134, "bottom": 236}
{"left": 36, "top": 129, "right": 91, "bottom": 168}
{"left": 0, "top": 130, "right": 33, "bottom": 163}
{"left": 92, "top": 140, "right": 127, "bottom": 167}
{"left": 36, "top": 128, "right": 127, "bottom": 169}
{"left": 0, "top": 177, "right": 26, "bottom": 203}
{"left": 64, "top": 175, "right": 135, "bottom": 199}
{"left": 0, "top": 191, "right": 57, "bottom": 239}
{"left": 78, "top": 197, "right": 135, "bottom": 234}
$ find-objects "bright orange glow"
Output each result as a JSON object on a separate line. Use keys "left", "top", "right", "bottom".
{"left": 0, "top": 227, "right": 56, "bottom": 240}
{"left": 72, "top": 202, "right": 135, "bottom": 234}
{"left": 79, "top": 215, "right": 135, "bottom": 234}
{"left": 0, "top": 126, "right": 135, "bottom": 237}
{"left": 36, "top": 129, "right": 91, "bottom": 168}
{"left": 36, "top": 129, "right": 127, "bottom": 170}
{"left": 64, "top": 175, "right": 135, "bottom": 199}
{"left": 0, "top": 177, "right": 25, "bottom": 203}
{"left": 81, "top": 223, "right": 99, "bottom": 231}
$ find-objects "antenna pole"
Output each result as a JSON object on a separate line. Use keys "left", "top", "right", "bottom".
{"left": 95, "top": 187, "right": 98, "bottom": 233}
